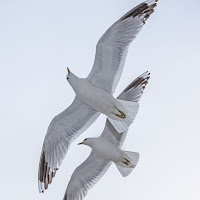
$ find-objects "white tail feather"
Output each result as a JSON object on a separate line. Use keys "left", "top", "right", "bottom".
{"left": 107, "top": 119, "right": 129, "bottom": 133}
{"left": 115, "top": 151, "right": 139, "bottom": 177}
{"left": 123, "top": 151, "right": 139, "bottom": 166}
{"left": 108, "top": 100, "right": 139, "bottom": 133}
{"left": 118, "top": 100, "right": 139, "bottom": 121}
{"left": 116, "top": 165, "right": 134, "bottom": 177}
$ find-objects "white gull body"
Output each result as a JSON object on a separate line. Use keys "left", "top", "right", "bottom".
{"left": 80, "top": 137, "right": 136, "bottom": 169}
{"left": 38, "top": 0, "right": 157, "bottom": 193}
{"left": 84, "top": 138, "right": 123, "bottom": 162}
{"left": 67, "top": 72, "right": 135, "bottom": 124}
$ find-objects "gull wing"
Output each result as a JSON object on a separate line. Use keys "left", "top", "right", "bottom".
{"left": 87, "top": 0, "right": 157, "bottom": 94}
{"left": 63, "top": 71, "right": 150, "bottom": 200}
{"left": 101, "top": 71, "right": 150, "bottom": 147}
{"left": 64, "top": 152, "right": 111, "bottom": 200}
{"left": 38, "top": 97, "right": 100, "bottom": 193}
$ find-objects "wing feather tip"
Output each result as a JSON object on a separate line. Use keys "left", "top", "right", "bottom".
{"left": 119, "top": 0, "right": 158, "bottom": 23}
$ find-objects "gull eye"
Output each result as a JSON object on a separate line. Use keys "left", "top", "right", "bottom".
{"left": 85, "top": 139, "right": 87, "bottom": 141}
{"left": 67, "top": 77, "right": 69, "bottom": 80}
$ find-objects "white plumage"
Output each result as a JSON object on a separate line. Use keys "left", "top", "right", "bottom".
{"left": 67, "top": 71, "right": 138, "bottom": 132}
{"left": 38, "top": 0, "right": 157, "bottom": 193}
{"left": 63, "top": 72, "right": 150, "bottom": 200}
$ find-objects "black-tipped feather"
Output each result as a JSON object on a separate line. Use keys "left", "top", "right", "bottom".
{"left": 118, "top": 71, "right": 150, "bottom": 102}
{"left": 118, "top": 1, "right": 157, "bottom": 24}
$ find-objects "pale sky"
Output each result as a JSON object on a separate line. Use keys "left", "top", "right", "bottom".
{"left": 1, "top": 0, "right": 200, "bottom": 199}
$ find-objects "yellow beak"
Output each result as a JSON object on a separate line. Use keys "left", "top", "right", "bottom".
{"left": 67, "top": 67, "right": 70, "bottom": 74}
{"left": 78, "top": 142, "right": 83, "bottom": 145}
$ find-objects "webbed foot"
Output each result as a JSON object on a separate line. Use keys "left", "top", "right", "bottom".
{"left": 113, "top": 107, "right": 126, "bottom": 119}
{"left": 122, "top": 158, "right": 130, "bottom": 165}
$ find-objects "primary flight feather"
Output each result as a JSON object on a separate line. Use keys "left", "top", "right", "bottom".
{"left": 38, "top": 0, "right": 157, "bottom": 193}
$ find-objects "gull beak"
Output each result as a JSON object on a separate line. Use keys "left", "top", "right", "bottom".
{"left": 78, "top": 142, "right": 83, "bottom": 145}
{"left": 67, "top": 67, "right": 70, "bottom": 74}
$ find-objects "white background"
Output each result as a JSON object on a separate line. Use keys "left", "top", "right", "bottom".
{"left": 1, "top": 0, "right": 200, "bottom": 199}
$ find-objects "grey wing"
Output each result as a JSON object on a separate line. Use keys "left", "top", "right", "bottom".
{"left": 117, "top": 71, "right": 150, "bottom": 102}
{"left": 100, "top": 71, "right": 150, "bottom": 147}
{"left": 63, "top": 72, "right": 150, "bottom": 199}
{"left": 38, "top": 97, "right": 100, "bottom": 193}
{"left": 63, "top": 152, "right": 111, "bottom": 200}
{"left": 87, "top": 0, "right": 157, "bottom": 93}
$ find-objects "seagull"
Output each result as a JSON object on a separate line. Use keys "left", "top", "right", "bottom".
{"left": 64, "top": 71, "right": 150, "bottom": 200}
{"left": 67, "top": 67, "right": 137, "bottom": 133}
{"left": 38, "top": 0, "right": 157, "bottom": 193}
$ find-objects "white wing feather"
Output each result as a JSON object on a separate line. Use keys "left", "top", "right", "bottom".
{"left": 87, "top": 0, "right": 157, "bottom": 93}
{"left": 38, "top": 97, "right": 100, "bottom": 193}
{"left": 55, "top": 0, "right": 156, "bottom": 197}
{"left": 64, "top": 152, "right": 111, "bottom": 200}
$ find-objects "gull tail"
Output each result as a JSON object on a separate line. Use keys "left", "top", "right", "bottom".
{"left": 115, "top": 151, "right": 139, "bottom": 177}
{"left": 108, "top": 99, "right": 139, "bottom": 133}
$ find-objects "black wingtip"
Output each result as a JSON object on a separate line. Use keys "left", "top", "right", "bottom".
{"left": 118, "top": 0, "right": 158, "bottom": 23}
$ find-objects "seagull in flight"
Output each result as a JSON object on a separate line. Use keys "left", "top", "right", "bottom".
{"left": 64, "top": 71, "right": 150, "bottom": 200}
{"left": 38, "top": 0, "right": 157, "bottom": 193}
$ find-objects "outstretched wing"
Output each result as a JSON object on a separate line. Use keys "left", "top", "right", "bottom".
{"left": 117, "top": 71, "right": 150, "bottom": 102}
{"left": 87, "top": 0, "right": 157, "bottom": 94}
{"left": 63, "top": 71, "right": 150, "bottom": 200}
{"left": 101, "top": 71, "right": 150, "bottom": 147}
{"left": 63, "top": 152, "right": 111, "bottom": 200}
{"left": 38, "top": 97, "right": 100, "bottom": 193}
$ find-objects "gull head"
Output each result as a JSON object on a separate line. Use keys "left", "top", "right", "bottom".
{"left": 66, "top": 67, "right": 79, "bottom": 89}
{"left": 78, "top": 138, "right": 95, "bottom": 147}
{"left": 66, "top": 67, "right": 71, "bottom": 81}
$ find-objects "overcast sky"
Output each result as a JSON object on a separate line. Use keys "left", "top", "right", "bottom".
{"left": 1, "top": 0, "right": 200, "bottom": 199}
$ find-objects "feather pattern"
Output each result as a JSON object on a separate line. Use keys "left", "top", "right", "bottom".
{"left": 87, "top": 0, "right": 157, "bottom": 94}
{"left": 38, "top": 0, "right": 156, "bottom": 195}
{"left": 38, "top": 97, "right": 100, "bottom": 193}
{"left": 64, "top": 71, "right": 150, "bottom": 199}
{"left": 63, "top": 152, "right": 111, "bottom": 200}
